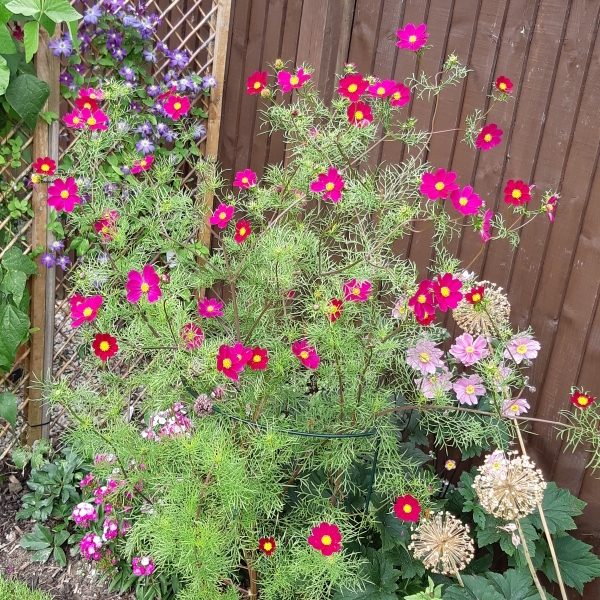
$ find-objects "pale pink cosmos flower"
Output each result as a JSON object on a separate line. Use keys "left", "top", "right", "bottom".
{"left": 504, "top": 336, "right": 541, "bottom": 364}
{"left": 343, "top": 279, "right": 371, "bottom": 302}
{"left": 501, "top": 397, "right": 530, "bottom": 418}
{"left": 485, "top": 450, "right": 508, "bottom": 478}
{"left": 453, "top": 374, "right": 486, "bottom": 405}
{"left": 449, "top": 332, "right": 489, "bottom": 366}
{"left": 406, "top": 340, "right": 445, "bottom": 376}
{"left": 415, "top": 371, "right": 453, "bottom": 399}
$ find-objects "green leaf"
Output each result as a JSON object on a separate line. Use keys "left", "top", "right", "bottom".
{"left": 38, "top": 13, "right": 55, "bottom": 35}
{"left": 67, "top": 19, "right": 78, "bottom": 50}
{"left": 2, "top": 247, "right": 37, "bottom": 274}
{"left": 444, "top": 575, "right": 505, "bottom": 600}
{"left": 53, "top": 545, "right": 66, "bottom": 567}
{"left": 486, "top": 569, "right": 543, "bottom": 600}
{"left": 0, "top": 270, "right": 27, "bottom": 303}
{"left": 53, "top": 529, "right": 69, "bottom": 547}
{"left": 5, "top": 73, "right": 50, "bottom": 129}
{"left": 334, "top": 549, "right": 399, "bottom": 600}
{"left": 42, "top": 0, "right": 80, "bottom": 21}
{"left": 530, "top": 482, "right": 585, "bottom": 534}
{"left": 0, "top": 24, "right": 16, "bottom": 53}
{"left": 0, "top": 392, "right": 17, "bottom": 427}
{"left": 5, "top": 0, "right": 40, "bottom": 17}
{"left": 541, "top": 534, "right": 600, "bottom": 594}
{"left": 23, "top": 21, "right": 38, "bottom": 63}
{"left": 0, "top": 303, "right": 29, "bottom": 370}
{"left": 0, "top": 55, "right": 9, "bottom": 95}
{"left": 30, "top": 547, "right": 52, "bottom": 562}
{"left": 20, "top": 536, "right": 51, "bottom": 551}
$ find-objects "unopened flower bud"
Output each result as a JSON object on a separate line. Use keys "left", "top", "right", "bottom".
{"left": 274, "top": 59, "right": 284, "bottom": 70}
{"left": 260, "top": 87, "right": 272, "bottom": 98}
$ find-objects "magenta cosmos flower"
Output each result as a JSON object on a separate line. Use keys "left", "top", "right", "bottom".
{"left": 292, "top": 340, "right": 320, "bottom": 369}
{"left": 544, "top": 195, "right": 557, "bottom": 222}
{"left": 310, "top": 168, "right": 344, "bottom": 202}
{"left": 449, "top": 333, "right": 489, "bottom": 366}
{"left": 180, "top": 323, "right": 204, "bottom": 350}
{"left": 419, "top": 168, "right": 459, "bottom": 201}
{"left": 408, "top": 280, "right": 435, "bottom": 320}
{"left": 367, "top": 79, "right": 396, "bottom": 99}
{"left": 277, "top": 68, "right": 311, "bottom": 93}
{"left": 476, "top": 124, "right": 503, "bottom": 151}
{"left": 406, "top": 340, "right": 445, "bottom": 376}
{"left": 504, "top": 179, "right": 531, "bottom": 206}
{"left": 450, "top": 186, "right": 482, "bottom": 215}
{"left": 453, "top": 374, "right": 486, "bottom": 405}
{"left": 47, "top": 177, "right": 81, "bottom": 212}
{"left": 81, "top": 108, "right": 109, "bottom": 131}
{"left": 390, "top": 83, "right": 411, "bottom": 107}
{"left": 71, "top": 295, "right": 103, "bottom": 328}
{"left": 63, "top": 110, "right": 85, "bottom": 129}
{"left": 501, "top": 397, "right": 530, "bottom": 418}
{"left": 338, "top": 73, "right": 368, "bottom": 101}
{"left": 308, "top": 522, "right": 342, "bottom": 556}
{"left": 415, "top": 371, "right": 453, "bottom": 399}
{"left": 432, "top": 273, "right": 463, "bottom": 312}
{"left": 480, "top": 210, "right": 493, "bottom": 243}
{"left": 217, "top": 344, "right": 246, "bottom": 381}
{"left": 247, "top": 71, "right": 268, "bottom": 95}
{"left": 504, "top": 336, "right": 540, "bottom": 364}
{"left": 131, "top": 155, "right": 154, "bottom": 174}
{"left": 347, "top": 101, "right": 373, "bottom": 127}
{"left": 163, "top": 94, "right": 190, "bottom": 120}
{"left": 209, "top": 203, "right": 234, "bottom": 229}
{"left": 126, "top": 265, "right": 162, "bottom": 303}
{"left": 396, "top": 23, "right": 428, "bottom": 51}
{"left": 198, "top": 297, "right": 224, "bottom": 318}
{"left": 343, "top": 279, "right": 371, "bottom": 302}
{"left": 233, "top": 169, "right": 257, "bottom": 189}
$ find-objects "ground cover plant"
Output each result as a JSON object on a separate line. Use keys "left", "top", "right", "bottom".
{"left": 20, "top": 19, "right": 600, "bottom": 600}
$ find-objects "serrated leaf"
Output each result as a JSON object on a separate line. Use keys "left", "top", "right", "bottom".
{"left": 0, "top": 23, "right": 16, "bottom": 53}
{"left": 0, "top": 302, "right": 29, "bottom": 370}
{"left": 530, "top": 482, "right": 585, "bottom": 534}
{"left": 0, "top": 392, "right": 17, "bottom": 428}
{"left": 5, "top": 73, "right": 50, "bottom": 129}
{"left": 444, "top": 575, "right": 505, "bottom": 600}
{"left": 388, "top": 545, "right": 425, "bottom": 581}
{"left": 541, "top": 534, "right": 600, "bottom": 594}
{"left": 486, "top": 569, "right": 542, "bottom": 600}
{"left": 23, "top": 21, "right": 38, "bottom": 62}
{"left": 375, "top": 512, "right": 411, "bottom": 551}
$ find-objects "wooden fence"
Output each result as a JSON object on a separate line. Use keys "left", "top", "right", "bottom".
{"left": 218, "top": 0, "right": 600, "bottom": 595}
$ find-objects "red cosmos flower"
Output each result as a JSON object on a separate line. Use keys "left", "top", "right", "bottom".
{"left": 495, "top": 76, "right": 513, "bottom": 94}
{"left": 71, "top": 295, "right": 103, "bottom": 328}
{"left": 308, "top": 522, "right": 342, "bottom": 556}
{"left": 131, "top": 155, "right": 154, "bottom": 174}
{"left": 80, "top": 88, "right": 104, "bottom": 101}
{"left": 234, "top": 220, "right": 252, "bottom": 243}
{"left": 408, "top": 280, "right": 435, "bottom": 320}
{"left": 504, "top": 179, "right": 531, "bottom": 206}
{"left": 277, "top": 68, "right": 311, "bottom": 93}
{"left": 209, "top": 203, "right": 234, "bottom": 229}
{"left": 419, "top": 168, "right": 459, "bottom": 201}
{"left": 180, "top": 323, "right": 204, "bottom": 350}
{"left": 570, "top": 391, "right": 595, "bottom": 409}
{"left": 93, "top": 210, "right": 119, "bottom": 242}
{"left": 259, "top": 537, "right": 276, "bottom": 556}
{"left": 393, "top": 494, "right": 421, "bottom": 522}
{"left": 476, "top": 124, "right": 503, "bottom": 151}
{"left": 233, "top": 169, "right": 257, "bottom": 189}
{"left": 310, "top": 168, "right": 344, "bottom": 203}
{"left": 247, "top": 71, "right": 268, "bottom": 95}
{"left": 81, "top": 108, "right": 109, "bottom": 131}
{"left": 416, "top": 309, "right": 435, "bottom": 326}
{"left": 198, "top": 297, "right": 224, "bottom": 318}
{"left": 466, "top": 286, "right": 485, "bottom": 305}
{"left": 327, "top": 299, "right": 343, "bottom": 323}
{"left": 396, "top": 23, "right": 428, "bottom": 52}
{"left": 92, "top": 333, "right": 118, "bottom": 361}
{"left": 343, "top": 279, "right": 372, "bottom": 302}
{"left": 249, "top": 347, "right": 269, "bottom": 370}
{"left": 126, "top": 265, "right": 162, "bottom": 304}
{"left": 292, "top": 340, "right": 320, "bottom": 370}
{"left": 367, "top": 79, "right": 396, "bottom": 99}
{"left": 33, "top": 157, "right": 56, "bottom": 176}
{"left": 75, "top": 96, "right": 99, "bottom": 111}
{"left": 63, "top": 110, "right": 85, "bottom": 129}
{"left": 432, "top": 273, "right": 463, "bottom": 312}
{"left": 390, "top": 83, "right": 411, "bottom": 107}
{"left": 47, "top": 177, "right": 81, "bottom": 212}
{"left": 163, "top": 94, "right": 190, "bottom": 120}
{"left": 217, "top": 344, "right": 246, "bottom": 381}
{"left": 450, "top": 186, "right": 482, "bottom": 216}
{"left": 544, "top": 195, "right": 557, "bottom": 222}
{"left": 337, "top": 73, "right": 369, "bottom": 101}
{"left": 347, "top": 101, "right": 373, "bottom": 127}
{"left": 480, "top": 210, "right": 494, "bottom": 243}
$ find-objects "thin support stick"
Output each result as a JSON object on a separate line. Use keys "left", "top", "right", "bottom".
{"left": 516, "top": 519, "right": 546, "bottom": 600}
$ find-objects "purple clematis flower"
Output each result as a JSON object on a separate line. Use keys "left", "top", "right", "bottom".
{"left": 119, "top": 66, "right": 136, "bottom": 81}
{"left": 83, "top": 5, "right": 102, "bottom": 24}
{"left": 48, "top": 35, "right": 73, "bottom": 57}
{"left": 135, "top": 138, "right": 155, "bottom": 154}
{"left": 202, "top": 74, "right": 217, "bottom": 89}
{"left": 142, "top": 49, "right": 157, "bottom": 63}
{"left": 41, "top": 253, "right": 56, "bottom": 268}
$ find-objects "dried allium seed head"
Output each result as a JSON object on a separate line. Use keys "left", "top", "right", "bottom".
{"left": 408, "top": 511, "right": 475, "bottom": 575}
{"left": 453, "top": 280, "right": 510, "bottom": 336}
{"left": 473, "top": 452, "right": 546, "bottom": 520}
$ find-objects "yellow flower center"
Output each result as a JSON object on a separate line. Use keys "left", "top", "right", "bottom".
{"left": 352, "top": 287, "right": 361, "bottom": 296}
{"left": 207, "top": 305, "right": 214, "bottom": 312}
{"left": 290, "top": 75, "right": 299, "bottom": 85}
{"left": 219, "top": 212, "right": 226, "bottom": 219}
{"left": 510, "top": 403, "right": 520, "bottom": 412}
{"left": 409, "top": 35, "right": 417, "bottom": 43}
{"left": 87, "top": 117, "right": 97, "bottom": 126}
{"left": 102, "top": 226, "right": 109, "bottom": 233}
{"left": 348, "top": 83, "right": 358, "bottom": 93}
{"left": 325, "top": 182, "right": 335, "bottom": 191}
{"left": 173, "top": 102, "right": 181, "bottom": 110}
{"left": 300, "top": 351, "right": 309, "bottom": 359}
{"left": 239, "top": 227, "right": 246, "bottom": 236}
{"left": 465, "top": 345, "right": 475, "bottom": 354}
{"left": 253, "top": 81, "right": 261, "bottom": 89}
{"left": 465, "top": 385, "right": 475, "bottom": 395}
{"left": 99, "top": 341, "right": 110, "bottom": 351}
{"left": 354, "top": 110, "right": 364, "bottom": 121}
{"left": 499, "top": 82, "right": 507, "bottom": 90}
{"left": 417, "top": 294, "right": 427, "bottom": 304}
{"left": 547, "top": 203, "right": 554, "bottom": 211}
{"left": 434, "top": 182, "right": 444, "bottom": 190}
{"left": 484, "top": 133, "right": 492, "bottom": 142}
{"left": 321, "top": 535, "right": 332, "bottom": 546}
{"left": 253, "top": 354, "right": 262, "bottom": 363}
{"left": 578, "top": 396, "right": 589, "bottom": 406}
{"left": 493, "top": 461, "right": 502, "bottom": 469}
{"left": 459, "top": 197, "right": 468, "bottom": 206}
{"left": 393, "top": 92, "right": 400, "bottom": 100}
{"left": 242, "top": 177, "right": 249, "bottom": 184}
{"left": 403, "top": 504, "right": 413, "bottom": 514}
{"left": 516, "top": 344, "right": 528, "bottom": 355}
{"left": 73, "top": 117, "right": 80, "bottom": 124}
{"left": 222, "top": 358, "right": 232, "bottom": 369}
{"left": 377, "top": 86, "right": 385, "bottom": 95}
{"left": 440, "top": 286, "right": 450, "bottom": 297}
{"left": 263, "top": 542, "right": 272, "bottom": 551}
{"left": 512, "top": 189, "right": 522, "bottom": 199}
{"left": 84, "top": 102, "right": 92, "bottom": 109}
{"left": 419, "top": 352, "right": 430, "bottom": 363}
{"left": 60, "top": 190, "right": 69, "bottom": 199}
{"left": 140, "top": 159, "right": 147, "bottom": 167}
{"left": 83, "top": 307, "right": 93, "bottom": 317}
{"left": 329, "top": 304, "right": 338, "bottom": 314}
{"left": 186, "top": 331, "right": 195, "bottom": 340}
{"left": 141, "top": 282, "right": 150, "bottom": 293}
{"left": 41, "top": 164, "right": 50, "bottom": 172}
{"left": 471, "top": 293, "right": 481, "bottom": 302}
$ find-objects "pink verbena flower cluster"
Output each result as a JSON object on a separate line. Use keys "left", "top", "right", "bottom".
{"left": 132, "top": 556, "right": 155, "bottom": 576}
{"left": 71, "top": 502, "right": 98, "bottom": 527}
{"left": 93, "top": 478, "right": 123, "bottom": 505}
{"left": 140, "top": 402, "right": 193, "bottom": 441}
{"left": 80, "top": 533, "right": 103, "bottom": 561}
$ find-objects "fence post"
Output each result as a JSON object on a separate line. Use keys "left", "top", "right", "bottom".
{"left": 27, "top": 29, "right": 59, "bottom": 444}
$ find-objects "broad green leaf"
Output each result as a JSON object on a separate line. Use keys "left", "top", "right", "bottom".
{"left": 42, "top": 0, "right": 80, "bottom": 21}
{"left": 0, "top": 302, "right": 29, "bottom": 370}
{"left": 541, "top": 534, "right": 600, "bottom": 594}
{"left": 2, "top": 247, "right": 38, "bottom": 274}
{"left": 444, "top": 575, "right": 504, "bottom": 600}
{"left": 5, "top": 73, "right": 50, "bottom": 129}
{"left": 23, "top": 20, "right": 38, "bottom": 63}
{"left": 0, "top": 270, "right": 27, "bottom": 303}
{"left": 20, "top": 536, "right": 51, "bottom": 551}
{"left": 486, "top": 569, "right": 543, "bottom": 600}
{"left": 0, "top": 55, "right": 9, "bottom": 95}
{"left": 5, "top": 0, "right": 40, "bottom": 17}
{"left": 0, "top": 391, "right": 17, "bottom": 427}
{"left": 0, "top": 23, "right": 16, "bottom": 53}
{"left": 530, "top": 482, "right": 585, "bottom": 534}
{"left": 67, "top": 19, "right": 78, "bottom": 50}
{"left": 38, "top": 13, "right": 55, "bottom": 35}
{"left": 375, "top": 512, "right": 411, "bottom": 552}
{"left": 54, "top": 529, "right": 69, "bottom": 547}
{"left": 30, "top": 547, "right": 52, "bottom": 562}
{"left": 53, "top": 546, "right": 66, "bottom": 566}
